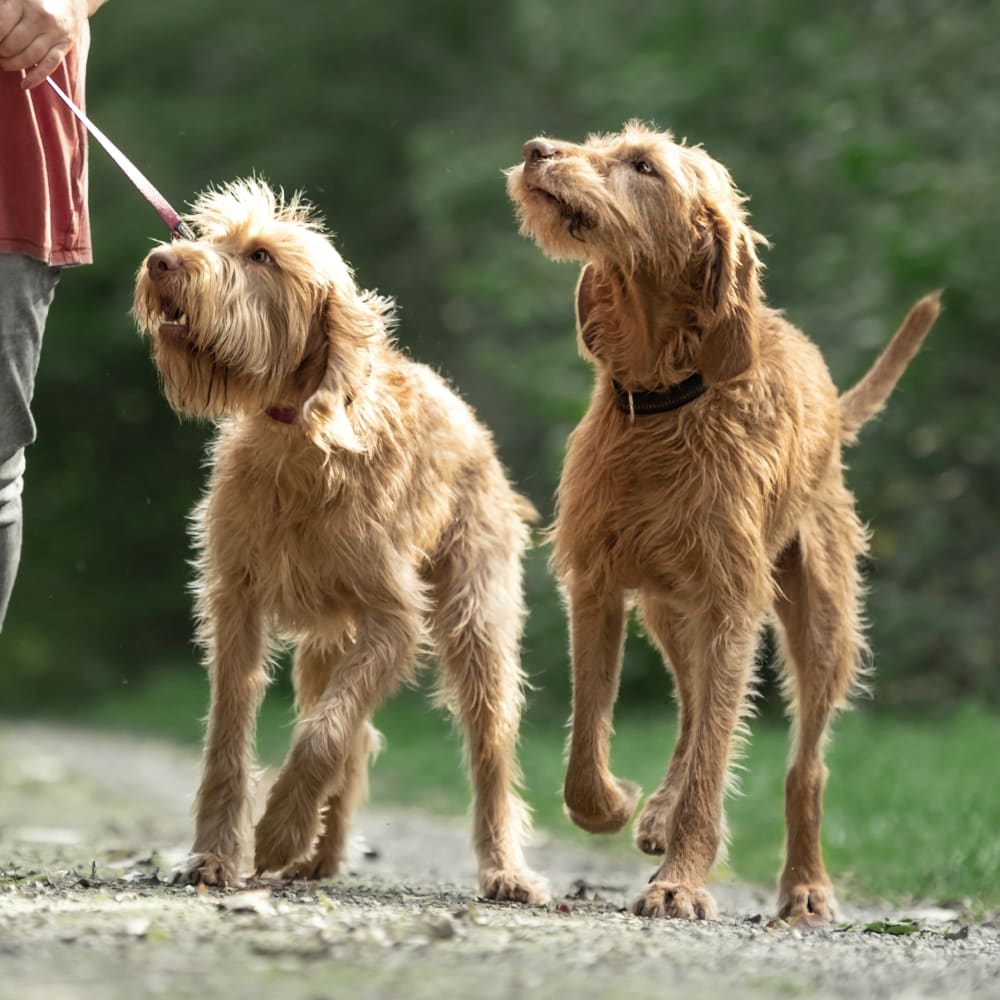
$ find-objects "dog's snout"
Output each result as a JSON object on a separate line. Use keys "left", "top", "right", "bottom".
{"left": 147, "top": 248, "right": 182, "bottom": 277}
{"left": 523, "top": 139, "right": 557, "bottom": 164}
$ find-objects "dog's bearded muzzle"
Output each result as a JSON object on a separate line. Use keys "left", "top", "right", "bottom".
{"left": 515, "top": 144, "right": 597, "bottom": 242}
{"left": 138, "top": 249, "right": 262, "bottom": 376}
{"left": 139, "top": 247, "right": 200, "bottom": 349}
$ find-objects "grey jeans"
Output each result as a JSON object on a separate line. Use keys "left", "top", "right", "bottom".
{"left": 0, "top": 254, "right": 61, "bottom": 632}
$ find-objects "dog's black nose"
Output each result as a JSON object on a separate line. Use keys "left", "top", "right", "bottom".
{"left": 523, "top": 139, "right": 557, "bottom": 163}
{"left": 147, "top": 248, "right": 182, "bottom": 276}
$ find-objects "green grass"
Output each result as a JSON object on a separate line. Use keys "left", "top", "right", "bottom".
{"left": 65, "top": 669, "right": 1000, "bottom": 907}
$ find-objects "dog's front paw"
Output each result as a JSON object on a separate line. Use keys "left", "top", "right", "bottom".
{"left": 778, "top": 882, "right": 838, "bottom": 922}
{"left": 480, "top": 867, "right": 551, "bottom": 905}
{"left": 564, "top": 775, "right": 642, "bottom": 835}
{"left": 253, "top": 799, "right": 320, "bottom": 876}
{"left": 175, "top": 852, "right": 241, "bottom": 887}
{"left": 631, "top": 881, "right": 717, "bottom": 920}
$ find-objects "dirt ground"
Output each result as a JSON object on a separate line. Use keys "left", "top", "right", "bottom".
{"left": 0, "top": 723, "right": 997, "bottom": 1000}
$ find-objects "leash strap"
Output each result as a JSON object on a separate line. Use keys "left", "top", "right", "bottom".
{"left": 45, "top": 76, "right": 195, "bottom": 241}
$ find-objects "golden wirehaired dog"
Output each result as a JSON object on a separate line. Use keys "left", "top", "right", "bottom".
{"left": 132, "top": 178, "right": 549, "bottom": 903}
{"left": 506, "top": 122, "right": 939, "bottom": 920}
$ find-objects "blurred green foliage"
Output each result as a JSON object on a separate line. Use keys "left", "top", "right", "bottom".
{"left": 2, "top": 0, "right": 997, "bottom": 713}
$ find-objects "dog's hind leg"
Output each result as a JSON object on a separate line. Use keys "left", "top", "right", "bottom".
{"left": 632, "top": 597, "right": 698, "bottom": 857}
{"left": 253, "top": 563, "right": 423, "bottom": 876}
{"left": 281, "top": 638, "right": 380, "bottom": 880}
{"left": 429, "top": 513, "right": 550, "bottom": 904}
{"left": 562, "top": 581, "right": 642, "bottom": 835}
{"left": 772, "top": 488, "right": 867, "bottom": 921}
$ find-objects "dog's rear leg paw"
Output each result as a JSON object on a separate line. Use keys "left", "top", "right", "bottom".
{"left": 633, "top": 799, "right": 671, "bottom": 856}
{"left": 480, "top": 868, "right": 551, "bottom": 905}
{"left": 281, "top": 851, "right": 342, "bottom": 882}
{"left": 778, "top": 882, "right": 838, "bottom": 922}
{"left": 564, "top": 775, "right": 642, "bottom": 835}
{"left": 253, "top": 801, "right": 321, "bottom": 876}
{"left": 174, "top": 852, "right": 240, "bottom": 887}
{"left": 631, "top": 882, "right": 717, "bottom": 920}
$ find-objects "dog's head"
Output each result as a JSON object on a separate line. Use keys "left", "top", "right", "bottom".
{"left": 506, "top": 122, "right": 765, "bottom": 383}
{"left": 133, "top": 178, "right": 391, "bottom": 450}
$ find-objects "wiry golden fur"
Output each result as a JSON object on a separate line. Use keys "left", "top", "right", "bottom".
{"left": 133, "top": 179, "right": 549, "bottom": 903}
{"left": 506, "top": 122, "right": 939, "bottom": 920}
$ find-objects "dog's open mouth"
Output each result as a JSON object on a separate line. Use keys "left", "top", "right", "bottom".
{"left": 156, "top": 303, "right": 192, "bottom": 345}
{"left": 160, "top": 319, "right": 189, "bottom": 342}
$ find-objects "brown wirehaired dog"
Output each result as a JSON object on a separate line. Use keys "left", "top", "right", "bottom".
{"left": 506, "top": 122, "right": 939, "bottom": 920}
{"left": 133, "top": 179, "right": 549, "bottom": 903}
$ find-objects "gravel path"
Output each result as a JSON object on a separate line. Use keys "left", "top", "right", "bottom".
{"left": 0, "top": 723, "right": 997, "bottom": 999}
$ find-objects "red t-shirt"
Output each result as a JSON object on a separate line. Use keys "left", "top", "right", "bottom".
{"left": 0, "top": 22, "right": 92, "bottom": 267}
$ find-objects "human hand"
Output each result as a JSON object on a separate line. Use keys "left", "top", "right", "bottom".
{"left": 0, "top": 0, "right": 90, "bottom": 89}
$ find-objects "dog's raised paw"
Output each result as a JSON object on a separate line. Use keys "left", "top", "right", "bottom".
{"left": 480, "top": 868, "right": 551, "bottom": 905}
{"left": 630, "top": 882, "right": 717, "bottom": 920}
{"left": 564, "top": 775, "right": 642, "bottom": 835}
{"left": 778, "top": 882, "right": 838, "bottom": 922}
{"left": 175, "top": 852, "right": 240, "bottom": 888}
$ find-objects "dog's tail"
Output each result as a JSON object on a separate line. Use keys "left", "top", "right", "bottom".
{"left": 839, "top": 291, "right": 942, "bottom": 443}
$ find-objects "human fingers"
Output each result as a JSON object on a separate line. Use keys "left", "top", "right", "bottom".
{"left": 22, "top": 37, "right": 71, "bottom": 87}
{"left": 0, "top": 0, "right": 28, "bottom": 51}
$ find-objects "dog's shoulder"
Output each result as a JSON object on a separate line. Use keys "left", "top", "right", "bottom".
{"left": 388, "top": 357, "right": 486, "bottom": 430}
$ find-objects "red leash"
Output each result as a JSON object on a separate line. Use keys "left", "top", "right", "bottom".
{"left": 45, "top": 76, "right": 195, "bottom": 241}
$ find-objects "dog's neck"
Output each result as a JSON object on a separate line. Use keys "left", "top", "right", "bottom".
{"left": 262, "top": 377, "right": 362, "bottom": 429}
{"left": 261, "top": 342, "right": 371, "bottom": 430}
{"left": 583, "top": 265, "right": 702, "bottom": 392}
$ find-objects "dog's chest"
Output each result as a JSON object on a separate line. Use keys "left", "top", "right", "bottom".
{"left": 556, "top": 430, "right": 701, "bottom": 586}
{"left": 554, "top": 402, "right": 808, "bottom": 593}
{"left": 203, "top": 463, "right": 364, "bottom": 629}
{"left": 268, "top": 510, "right": 355, "bottom": 619}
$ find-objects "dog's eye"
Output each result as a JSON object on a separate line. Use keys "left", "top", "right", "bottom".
{"left": 249, "top": 248, "right": 274, "bottom": 265}
{"left": 633, "top": 159, "right": 657, "bottom": 176}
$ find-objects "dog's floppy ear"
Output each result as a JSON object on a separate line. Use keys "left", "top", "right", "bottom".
{"left": 301, "top": 289, "right": 381, "bottom": 453}
{"left": 575, "top": 263, "right": 614, "bottom": 361}
{"left": 695, "top": 205, "right": 761, "bottom": 384}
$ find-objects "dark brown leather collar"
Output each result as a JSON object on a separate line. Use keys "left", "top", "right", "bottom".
{"left": 612, "top": 372, "right": 708, "bottom": 417}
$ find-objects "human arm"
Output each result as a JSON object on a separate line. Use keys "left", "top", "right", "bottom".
{"left": 0, "top": 0, "right": 106, "bottom": 90}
